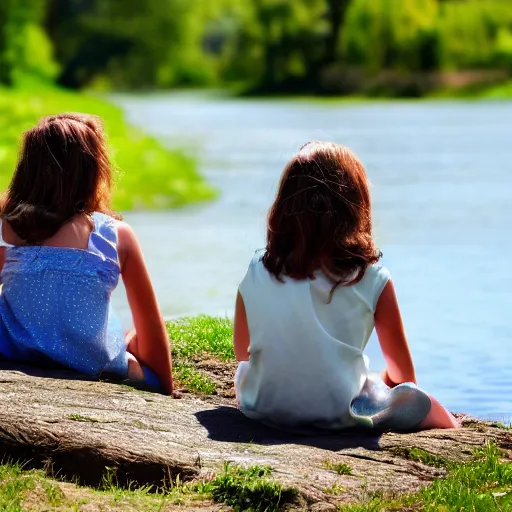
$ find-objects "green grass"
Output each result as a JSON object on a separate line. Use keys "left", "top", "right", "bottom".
{"left": 172, "top": 361, "right": 217, "bottom": 394}
{"left": 167, "top": 316, "right": 234, "bottom": 394}
{"left": 198, "top": 463, "right": 298, "bottom": 512}
{"left": 0, "top": 86, "right": 216, "bottom": 211}
{"left": 0, "top": 440, "right": 511, "bottom": 511}
{"left": 167, "top": 315, "right": 234, "bottom": 361}
{"left": 338, "top": 442, "right": 512, "bottom": 511}
{"left": 0, "top": 459, "right": 296, "bottom": 511}
{"left": 323, "top": 460, "right": 353, "bottom": 475}
{"left": 0, "top": 462, "right": 36, "bottom": 511}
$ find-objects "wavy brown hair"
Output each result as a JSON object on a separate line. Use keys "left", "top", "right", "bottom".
{"left": 262, "top": 141, "right": 381, "bottom": 296}
{"left": 1, "top": 113, "right": 120, "bottom": 244}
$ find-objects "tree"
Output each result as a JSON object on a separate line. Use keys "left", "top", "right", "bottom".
{"left": 45, "top": 0, "right": 211, "bottom": 89}
{"left": 0, "top": 0, "right": 57, "bottom": 86}
{"left": 342, "top": 0, "right": 439, "bottom": 73}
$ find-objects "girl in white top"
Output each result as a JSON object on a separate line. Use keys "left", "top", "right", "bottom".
{"left": 233, "top": 141, "right": 458, "bottom": 431}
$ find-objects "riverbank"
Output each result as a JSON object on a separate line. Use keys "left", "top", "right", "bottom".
{"left": 0, "top": 312, "right": 511, "bottom": 512}
{"left": 247, "top": 79, "right": 512, "bottom": 104}
{"left": 0, "top": 86, "right": 216, "bottom": 210}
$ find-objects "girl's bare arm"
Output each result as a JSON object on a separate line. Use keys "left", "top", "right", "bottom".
{"left": 374, "top": 280, "right": 417, "bottom": 386}
{"left": 117, "top": 222, "right": 173, "bottom": 395}
{"left": 233, "top": 291, "right": 250, "bottom": 361}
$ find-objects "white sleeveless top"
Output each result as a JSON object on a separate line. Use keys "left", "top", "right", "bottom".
{"left": 236, "top": 252, "right": 390, "bottom": 429}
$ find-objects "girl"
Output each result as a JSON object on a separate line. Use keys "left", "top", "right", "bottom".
{"left": 0, "top": 114, "right": 173, "bottom": 395}
{"left": 233, "top": 141, "right": 458, "bottom": 431}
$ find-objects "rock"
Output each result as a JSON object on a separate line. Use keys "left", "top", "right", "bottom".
{"left": 0, "top": 363, "right": 510, "bottom": 508}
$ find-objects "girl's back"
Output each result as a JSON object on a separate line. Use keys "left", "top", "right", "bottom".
{"left": 0, "top": 212, "right": 127, "bottom": 377}
{"left": 237, "top": 252, "right": 389, "bottom": 428}
{"left": 0, "top": 113, "right": 174, "bottom": 394}
{"left": 234, "top": 141, "right": 458, "bottom": 431}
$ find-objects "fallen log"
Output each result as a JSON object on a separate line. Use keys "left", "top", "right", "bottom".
{"left": 0, "top": 364, "right": 509, "bottom": 507}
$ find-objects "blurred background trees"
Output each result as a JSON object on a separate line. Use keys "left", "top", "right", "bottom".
{"left": 2, "top": 0, "right": 512, "bottom": 96}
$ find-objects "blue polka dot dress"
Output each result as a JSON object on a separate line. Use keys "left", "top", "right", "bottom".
{"left": 0, "top": 213, "right": 128, "bottom": 379}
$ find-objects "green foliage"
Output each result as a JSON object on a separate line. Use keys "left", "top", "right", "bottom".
{"left": 4, "top": 0, "right": 512, "bottom": 96}
{"left": 342, "top": 0, "right": 439, "bottom": 72}
{"left": 199, "top": 463, "right": 298, "bottom": 512}
{"left": 0, "top": 0, "right": 58, "bottom": 86}
{"left": 45, "top": 0, "right": 215, "bottom": 89}
{"left": 0, "top": 87, "right": 215, "bottom": 210}
{"left": 436, "top": 0, "right": 512, "bottom": 71}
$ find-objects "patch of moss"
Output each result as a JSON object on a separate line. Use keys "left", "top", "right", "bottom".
{"left": 323, "top": 460, "right": 353, "bottom": 475}
{"left": 67, "top": 414, "right": 100, "bottom": 423}
{"left": 392, "top": 447, "right": 448, "bottom": 468}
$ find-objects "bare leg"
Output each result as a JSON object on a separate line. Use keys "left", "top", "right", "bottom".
{"left": 125, "top": 329, "right": 139, "bottom": 355}
{"left": 125, "top": 330, "right": 144, "bottom": 381}
{"left": 127, "top": 353, "right": 144, "bottom": 381}
{"left": 418, "top": 396, "right": 460, "bottom": 429}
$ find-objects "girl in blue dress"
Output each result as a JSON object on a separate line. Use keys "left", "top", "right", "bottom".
{"left": 0, "top": 113, "right": 173, "bottom": 394}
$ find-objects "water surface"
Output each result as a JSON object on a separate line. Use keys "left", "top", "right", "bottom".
{"left": 112, "top": 93, "right": 512, "bottom": 419}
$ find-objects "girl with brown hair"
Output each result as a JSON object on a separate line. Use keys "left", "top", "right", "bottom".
{"left": 234, "top": 141, "right": 458, "bottom": 431}
{"left": 0, "top": 114, "right": 173, "bottom": 394}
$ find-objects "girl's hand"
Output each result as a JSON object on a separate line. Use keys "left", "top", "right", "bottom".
{"left": 117, "top": 222, "right": 173, "bottom": 395}
{"left": 375, "top": 280, "right": 417, "bottom": 386}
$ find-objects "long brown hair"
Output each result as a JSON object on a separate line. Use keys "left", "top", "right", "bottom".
{"left": 1, "top": 113, "right": 120, "bottom": 244}
{"left": 262, "top": 141, "right": 381, "bottom": 295}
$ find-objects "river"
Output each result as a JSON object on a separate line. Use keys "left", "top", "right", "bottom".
{"left": 112, "top": 92, "right": 512, "bottom": 420}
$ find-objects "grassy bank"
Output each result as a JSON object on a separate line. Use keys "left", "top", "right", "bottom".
{"left": 0, "top": 87, "right": 216, "bottom": 210}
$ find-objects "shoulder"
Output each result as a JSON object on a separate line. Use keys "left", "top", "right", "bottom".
{"left": 245, "top": 249, "right": 267, "bottom": 276}
{"left": 239, "top": 250, "right": 268, "bottom": 294}
{"left": 91, "top": 212, "right": 118, "bottom": 240}
{"left": 353, "top": 262, "right": 391, "bottom": 312}
{"left": 362, "top": 262, "right": 390, "bottom": 283}
{"left": 115, "top": 220, "right": 136, "bottom": 239}
{"left": 115, "top": 221, "right": 140, "bottom": 270}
